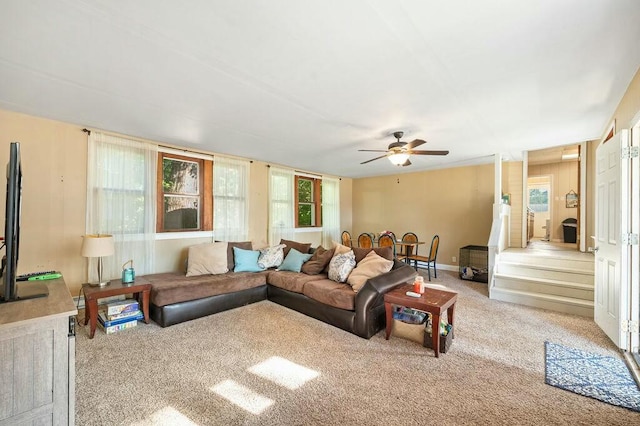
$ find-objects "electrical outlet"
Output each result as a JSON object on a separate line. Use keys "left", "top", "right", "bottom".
{"left": 587, "top": 247, "right": 594, "bottom": 252}
{"left": 452, "top": 256, "right": 456, "bottom": 263}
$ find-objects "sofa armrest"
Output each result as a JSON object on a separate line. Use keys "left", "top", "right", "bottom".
{"left": 352, "top": 260, "right": 417, "bottom": 336}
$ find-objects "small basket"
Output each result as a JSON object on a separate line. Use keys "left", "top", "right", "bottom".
{"left": 423, "top": 327, "right": 453, "bottom": 353}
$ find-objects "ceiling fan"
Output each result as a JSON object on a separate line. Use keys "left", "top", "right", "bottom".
{"left": 359, "top": 131, "right": 449, "bottom": 166}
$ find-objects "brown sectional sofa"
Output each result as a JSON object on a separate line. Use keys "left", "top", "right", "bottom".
{"left": 147, "top": 244, "right": 417, "bottom": 339}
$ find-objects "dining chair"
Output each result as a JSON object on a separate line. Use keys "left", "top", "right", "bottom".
{"left": 398, "top": 232, "right": 418, "bottom": 262}
{"left": 377, "top": 233, "right": 396, "bottom": 256}
{"left": 341, "top": 230, "right": 352, "bottom": 247}
{"left": 381, "top": 231, "right": 397, "bottom": 241}
{"left": 408, "top": 234, "right": 439, "bottom": 280}
{"left": 358, "top": 232, "right": 374, "bottom": 248}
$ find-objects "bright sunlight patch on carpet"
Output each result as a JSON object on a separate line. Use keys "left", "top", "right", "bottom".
{"left": 211, "top": 380, "right": 274, "bottom": 415}
{"left": 544, "top": 341, "right": 640, "bottom": 412}
{"left": 248, "top": 356, "right": 320, "bottom": 390}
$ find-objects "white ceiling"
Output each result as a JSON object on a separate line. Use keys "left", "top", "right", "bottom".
{"left": 1, "top": 1, "right": 639, "bottom": 178}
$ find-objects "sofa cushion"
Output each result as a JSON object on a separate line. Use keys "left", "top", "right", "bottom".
{"left": 225, "top": 241, "right": 253, "bottom": 272}
{"left": 280, "top": 239, "right": 312, "bottom": 257}
{"left": 186, "top": 242, "right": 229, "bottom": 277}
{"left": 352, "top": 246, "right": 394, "bottom": 263}
{"left": 147, "top": 271, "right": 269, "bottom": 307}
{"left": 258, "top": 244, "right": 286, "bottom": 269}
{"left": 233, "top": 247, "right": 265, "bottom": 272}
{"left": 328, "top": 250, "right": 356, "bottom": 283}
{"left": 267, "top": 271, "right": 327, "bottom": 294}
{"left": 346, "top": 250, "right": 394, "bottom": 292}
{"left": 302, "top": 278, "right": 355, "bottom": 311}
{"left": 277, "top": 248, "right": 313, "bottom": 272}
{"left": 301, "top": 246, "right": 335, "bottom": 275}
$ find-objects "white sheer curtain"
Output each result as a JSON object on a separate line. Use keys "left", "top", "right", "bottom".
{"left": 86, "top": 132, "right": 157, "bottom": 282}
{"left": 268, "top": 166, "right": 295, "bottom": 245}
{"left": 213, "top": 156, "right": 250, "bottom": 241}
{"left": 321, "top": 176, "right": 340, "bottom": 247}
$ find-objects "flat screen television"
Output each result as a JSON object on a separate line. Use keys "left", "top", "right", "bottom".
{"left": 0, "top": 142, "right": 47, "bottom": 303}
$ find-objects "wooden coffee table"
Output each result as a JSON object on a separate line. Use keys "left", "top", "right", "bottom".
{"left": 82, "top": 277, "right": 151, "bottom": 339}
{"left": 384, "top": 284, "right": 458, "bottom": 357}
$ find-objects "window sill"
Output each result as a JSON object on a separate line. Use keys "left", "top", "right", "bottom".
{"left": 156, "top": 231, "right": 214, "bottom": 240}
{"left": 295, "top": 227, "right": 322, "bottom": 233}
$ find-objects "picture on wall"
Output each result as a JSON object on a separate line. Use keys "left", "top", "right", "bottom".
{"left": 566, "top": 190, "right": 578, "bottom": 208}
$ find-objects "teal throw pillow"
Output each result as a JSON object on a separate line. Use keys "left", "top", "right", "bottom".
{"left": 233, "top": 247, "right": 265, "bottom": 272}
{"left": 277, "top": 248, "right": 312, "bottom": 273}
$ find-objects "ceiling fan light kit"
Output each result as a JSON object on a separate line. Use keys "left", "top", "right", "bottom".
{"left": 358, "top": 130, "right": 450, "bottom": 167}
{"left": 388, "top": 152, "right": 410, "bottom": 165}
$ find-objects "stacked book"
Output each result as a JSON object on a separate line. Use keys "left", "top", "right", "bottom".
{"left": 98, "top": 299, "right": 143, "bottom": 334}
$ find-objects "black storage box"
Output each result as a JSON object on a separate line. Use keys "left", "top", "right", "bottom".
{"left": 423, "top": 327, "right": 453, "bottom": 353}
{"left": 459, "top": 245, "right": 488, "bottom": 283}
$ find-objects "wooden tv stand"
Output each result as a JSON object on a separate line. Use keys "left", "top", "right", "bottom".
{"left": 0, "top": 276, "right": 77, "bottom": 425}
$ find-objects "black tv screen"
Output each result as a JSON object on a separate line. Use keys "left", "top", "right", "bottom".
{"left": 1, "top": 142, "right": 47, "bottom": 303}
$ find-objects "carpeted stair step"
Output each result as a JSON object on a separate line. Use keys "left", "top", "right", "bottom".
{"left": 491, "top": 287, "right": 593, "bottom": 317}
{"left": 493, "top": 273, "right": 594, "bottom": 300}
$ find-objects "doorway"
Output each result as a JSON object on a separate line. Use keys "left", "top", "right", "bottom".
{"left": 527, "top": 175, "right": 551, "bottom": 240}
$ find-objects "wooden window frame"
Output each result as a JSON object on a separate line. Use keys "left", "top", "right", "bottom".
{"left": 295, "top": 176, "right": 322, "bottom": 228}
{"left": 157, "top": 152, "right": 213, "bottom": 232}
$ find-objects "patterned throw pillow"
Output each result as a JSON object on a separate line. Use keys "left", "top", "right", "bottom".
{"left": 328, "top": 250, "right": 356, "bottom": 283}
{"left": 258, "top": 244, "right": 286, "bottom": 269}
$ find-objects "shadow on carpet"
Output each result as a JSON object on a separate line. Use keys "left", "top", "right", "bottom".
{"left": 544, "top": 341, "right": 640, "bottom": 412}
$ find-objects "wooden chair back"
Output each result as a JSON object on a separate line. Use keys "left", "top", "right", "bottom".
{"left": 358, "top": 233, "right": 373, "bottom": 248}
{"left": 377, "top": 233, "right": 396, "bottom": 256}
{"left": 341, "top": 231, "right": 352, "bottom": 247}
{"left": 428, "top": 235, "right": 440, "bottom": 261}
{"left": 400, "top": 232, "right": 419, "bottom": 257}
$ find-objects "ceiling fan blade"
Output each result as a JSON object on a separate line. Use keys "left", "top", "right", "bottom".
{"left": 358, "top": 149, "right": 389, "bottom": 152}
{"left": 405, "top": 139, "right": 426, "bottom": 150}
{"left": 409, "top": 150, "right": 450, "bottom": 156}
{"left": 402, "top": 159, "right": 412, "bottom": 167}
{"left": 360, "top": 153, "right": 389, "bottom": 164}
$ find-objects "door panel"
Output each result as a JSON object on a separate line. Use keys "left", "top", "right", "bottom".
{"left": 595, "top": 129, "right": 629, "bottom": 349}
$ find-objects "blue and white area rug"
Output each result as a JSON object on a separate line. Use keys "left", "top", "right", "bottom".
{"left": 544, "top": 341, "right": 640, "bottom": 412}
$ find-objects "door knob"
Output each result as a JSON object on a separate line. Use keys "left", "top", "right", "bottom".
{"left": 593, "top": 246, "right": 599, "bottom": 252}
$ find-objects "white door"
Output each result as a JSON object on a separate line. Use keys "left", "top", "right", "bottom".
{"left": 595, "top": 129, "right": 630, "bottom": 349}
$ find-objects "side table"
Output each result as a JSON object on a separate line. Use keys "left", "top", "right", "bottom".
{"left": 82, "top": 277, "right": 151, "bottom": 338}
{"left": 384, "top": 284, "right": 457, "bottom": 357}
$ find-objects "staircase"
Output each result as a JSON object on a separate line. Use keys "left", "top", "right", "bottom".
{"left": 491, "top": 248, "right": 594, "bottom": 317}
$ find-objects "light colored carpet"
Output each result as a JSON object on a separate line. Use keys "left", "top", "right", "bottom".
{"left": 75, "top": 270, "right": 640, "bottom": 425}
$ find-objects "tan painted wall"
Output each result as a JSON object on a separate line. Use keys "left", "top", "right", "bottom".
{"left": 0, "top": 108, "right": 353, "bottom": 296}
{"left": 503, "top": 161, "right": 524, "bottom": 247}
{"left": 352, "top": 164, "right": 494, "bottom": 269}
{"left": 0, "top": 109, "right": 88, "bottom": 296}
{"left": 528, "top": 161, "right": 579, "bottom": 242}
{"left": 587, "top": 67, "right": 640, "bottom": 247}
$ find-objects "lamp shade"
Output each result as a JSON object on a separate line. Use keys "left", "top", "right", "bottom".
{"left": 81, "top": 234, "right": 115, "bottom": 258}
{"left": 388, "top": 152, "right": 410, "bottom": 166}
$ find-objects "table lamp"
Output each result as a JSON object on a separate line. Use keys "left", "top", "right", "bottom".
{"left": 81, "top": 234, "right": 115, "bottom": 286}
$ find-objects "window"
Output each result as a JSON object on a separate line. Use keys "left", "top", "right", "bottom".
{"left": 529, "top": 188, "right": 549, "bottom": 213}
{"left": 214, "top": 156, "right": 250, "bottom": 241}
{"left": 295, "top": 176, "right": 322, "bottom": 227}
{"left": 87, "top": 131, "right": 157, "bottom": 278}
{"left": 157, "top": 152, "right": 212, "bottom": 232}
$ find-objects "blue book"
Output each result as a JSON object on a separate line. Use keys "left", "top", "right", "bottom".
{"left": 98, "top": 311, "right": 143, "bottom": 327}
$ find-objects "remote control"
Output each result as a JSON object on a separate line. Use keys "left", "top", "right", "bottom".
{"left": 27, "top": 273, "right": 62, "bottom": 281}
{"left": 405, "top": 291, "right": 421, "bottom": 298}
